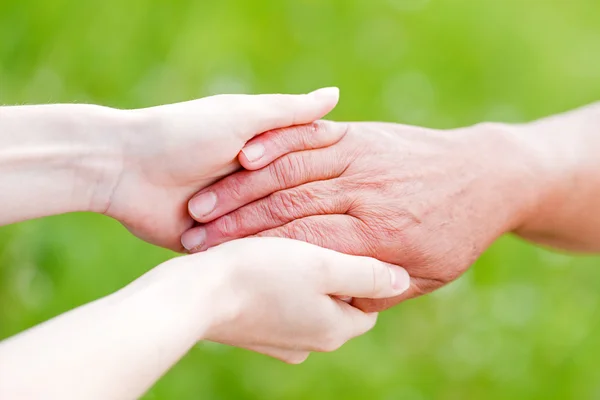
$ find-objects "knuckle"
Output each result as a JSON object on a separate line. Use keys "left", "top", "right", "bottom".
{"left": 268, "top": 126, "right": 299, "bottom": 149}
{"left": 259, "top": 201, "right": 284, "bottom": 226}
{"left": 365, "top": 211, "right": 417, "bottom": 251}
{"left": 269, "top": 160, "right": 290, "bottom": 187}
{"left": 267, "top": 189, "right": 309, "bottom": 221}
{"left": 271, "top": 123, "right": 319, "bottom": 151}
{"left": 288, "top": 219, "right": 322, "bottom": 246}
{"left": 299, "top": 122, "right": 322, "bottom": 148}
{"left": 306, "top": 120, "right": 345, "bottom": 148}
{"left": 337, "top": 121, "right": 350, "bottom": 140}
{"left": 315, "top": 334, "right": 345, "bottom": 353}
{"left": 212, "top": 213, "right": 243, "bottom": 238}
{"left": 268, "top": 191, "right": 297, "bottom": 221}
{"left": 222, "top": 176, "right": 246, "bottom": 202}
{"left": 269, "top": 154, "right": 304, "bottom": 187}
{"left": 333, "top": 218, "right": 377, "bottom": 257}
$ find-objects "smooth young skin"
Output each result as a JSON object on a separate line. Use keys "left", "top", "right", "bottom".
{"left": 184, "top": 103, "right": 600, "bottom": 312}
{"left": 0, "top": 88, "right": 341, "bottom": 250}
{"left": 0, "top": 238, "right": 410, "bottom": 400}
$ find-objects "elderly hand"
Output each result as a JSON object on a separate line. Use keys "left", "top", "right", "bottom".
{"left": 182, "top": 121, "right": 546, "bottom": 311}
{"left": 100, "top": 89, "right": 342, "bottom": 251}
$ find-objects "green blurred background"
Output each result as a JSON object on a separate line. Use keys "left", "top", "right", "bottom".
{"left": 1, "top": 0, "right": 600, "bottom": 398}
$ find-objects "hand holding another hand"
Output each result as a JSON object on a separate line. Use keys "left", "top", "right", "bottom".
{"left": 0, "top": 236, "right": 409, "bottom": 399}
{"left": 166, "top": 237, "right": 410, "bottom": 363}
{"left": 184, "top": 121, "right": 546, "bottom": 311}
{"left": 99, "top": 88, "right": 342, "bottom": 251}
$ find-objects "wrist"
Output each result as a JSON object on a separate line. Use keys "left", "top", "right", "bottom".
{"left": 458, "top": 121, "right": 553, "bottom": 233}
{"left": 0, "top": 104, "right": 127, "bottom": 222}
{"left": 94, "top": 106, "right": 160, "bottom": 221}
{"left": 122, "top": 252, "right": 230, "bottom": 342}
{"left": 166, "top": 247, "right": 246, "bottom": 343}
{"left": 23, "top": 104, "right": 127, "bottom": 214}
{"left": 66, "top": 104, "right": 129, "bottom": 214}
{"left": 509, "top": 109, "right": 597, "bottom": 242}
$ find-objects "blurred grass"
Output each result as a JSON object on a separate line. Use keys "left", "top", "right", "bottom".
{"left": 1, "top": 0, "right": 600, "bottom": 398}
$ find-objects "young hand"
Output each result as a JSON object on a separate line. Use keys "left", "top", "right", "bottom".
{"left": 103, "top": 89, "right": 342, "bottom": 250}
{"left": 189, "top": 237, "right": 411, "bottom": 363}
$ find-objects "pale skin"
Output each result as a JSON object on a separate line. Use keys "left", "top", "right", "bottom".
{"left": 184, "top": 102, "right": 600, "bottom": 312}
{"left": 0, "top": 90, "right": 412, "bottom": 399}
{"left": 0, "top": 88, "right": 341, "bottom": 249}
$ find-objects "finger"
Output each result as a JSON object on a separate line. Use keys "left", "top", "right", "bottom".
{"left": 337, "top": 302, "right": 379, "bottom": 340}
{"left": 182, "top": 182, "right": 350, "bottom": 252}
{"left": 256, "top": 216, "right": 410, "bottom": 298}
{"left": 188, "top": 147, "right": 346, "bottom": 224}
{"left": 251, "top": 215, "right": 373, "bottom": 256}
{"left": 320, "top": 253, "right": 411, "bottom": 300}
{"left": 352, "top": 276, "right": 443, "bottom": 312}
{"left": 238, "top": 121, "right": 348, "bottom": 170}
{"left": 308, "top": 300, "right": 378, "bottom": 353}
{"left": 244, "top": 345, "right": 310, "bottom": 365}
{"left": 221, "top": 87, "right": 340, "bottom": 140}
{"left": 326, "top": 257, "right": 411, "bottom": 300}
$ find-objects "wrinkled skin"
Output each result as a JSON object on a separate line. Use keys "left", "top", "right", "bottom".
{"left": 101, "top": 91, "right": 339, "bottom": 251}
{"left": 184, "top": 121, "right": 543, "bottom": 311}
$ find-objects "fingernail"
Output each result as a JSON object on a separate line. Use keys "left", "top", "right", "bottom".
{"left": 241, "top": 143, "right": 265, "bottom": 162}
{"left": 189, "top": 192, "right": 217, "bottom": 218}
{"left": 181, "top": 228, "right": 206, "bottom": 252}
{"left": 309, "top": 87, "right": 340, "bottom": 101}
{"left": 388, "top": 265, "right": 410, "bottom": 293}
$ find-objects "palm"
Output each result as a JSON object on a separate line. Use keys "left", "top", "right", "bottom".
{"left": 103, "top": 90, "right": 339, "bottom": 251}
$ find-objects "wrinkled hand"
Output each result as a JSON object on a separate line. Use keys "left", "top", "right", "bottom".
{"left": 182, "top": 121, "right": 543, "bottom": 311}
{"left": 103, "top": 89, "right": 341, "bottom": 251}
{"left": 193, "top": 237, "right": 410, "bottom": 363}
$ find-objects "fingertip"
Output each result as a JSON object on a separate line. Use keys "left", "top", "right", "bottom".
{"left": 239, "top": 119, "right": 346, "bottom": 172}
{"left": 308, "top": 87, "right": 339, "bottom": 114}
{"left": 237, "top": 150, "right": 252, "bottom": 169}
{"left": 309, "top": 86, "right": 339, "bottom": 102}
{"left": 240, "top": 142, "right": 265, "bottom": 163}
{"left": 238, "top": 147, "right": 264, "bottom": 170}
{"left": 181, "top": 226, "right": 206, "bottom": 253}
{"left": 188, "top": 192, "right": 217, "bottom": 222}
{"left": 234, "top": 88, "right": 341, "bottom": 139}
{"left": 387, "top": 264, "right": 411, "bottom": 295}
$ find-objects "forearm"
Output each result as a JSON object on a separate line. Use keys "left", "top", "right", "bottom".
{"left": 0, "top": 104, "right": 124, "bottom": 225}
{"left": 0, "top": 255, "right": 218, "bottom": 400}
{"left": 509, "top": 103, "right": 600, "bottom": 251}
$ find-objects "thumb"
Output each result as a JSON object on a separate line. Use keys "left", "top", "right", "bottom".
{"left": 323, "top": 254, "right": 411, "bottom": 299}
{"left": 216, "top": 87, "right": 340, "bottom": 139}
